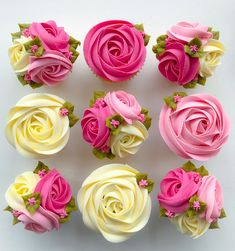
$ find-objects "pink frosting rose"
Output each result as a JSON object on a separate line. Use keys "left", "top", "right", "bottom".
{"left": 29, "top": 20, "right": 70, "bottom": 53}
{"left": 81, "top": 100, "right": 111, "bottom": 150}
{"left": 158, "top": 168, "right": 201, "bottom": 214}
{"left": 28, "top": 50, "right": 72, "bottom": 86}
{"left": 84, "top": 20, "right": 146, "bottom": 82}
{"left": 34, "top": 169, "right": 72, "bottom": 216}
{"left": 158, "top": 42, "right": 200, "bottom": 86}
{"left": 197, "top": 176, "right": 224, "bottom": 223}
{"left": 159, "top": 94, "right": 231, "bottom": 161}
{"left": 104, "top": 91, "right": 142, "bottom": 124}
{"left": 18, "top": 206, "right": 60, "bottom": 233}
{"left": 167, "top": 21, "right": 212, "bottom": 45}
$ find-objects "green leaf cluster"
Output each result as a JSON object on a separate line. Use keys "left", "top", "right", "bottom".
{"left": 152, "top": 34, "right": 167, "bottom": 57}
{"left": 164, "top": 92, "right": 187, "bottom": 110}
{"left": 33, "top": 161, "right": 50, "bottom": 174}
{"left": 141, "top": 108, "right": 152, "bottom": 130}
{"left": 106, "top": 115, "right": 124, "bottom": 135}
{"left": 134, "top": 24, "right": 150, "bottom": 46}
{"left": 61, "top": 101, "right": 79, "bottom": 127}
{"left": 184, "top": 37, "right": 204, "bottom": 58}
{"left": 136, "top": 173, "right": 154, "bottom": 193}
{"left": 89, "top": 91, "right": 106, "bottom": 107}
{"left": 92, "top": 148, "right": 115, "bottom": 160}
{"left": 182, "top": 161, "right": 209, "bottom": 177}
{"left": 22, "top": 192, "right": 41, "bottom": 214}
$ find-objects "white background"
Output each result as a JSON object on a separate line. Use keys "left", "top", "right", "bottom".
{"left": 0, "top": 0, "right": 235, "bottom": 250}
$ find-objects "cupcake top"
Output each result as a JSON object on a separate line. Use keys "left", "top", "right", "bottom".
{"left": 153, "top": 21, "right": 225, "bottom": 88}
{"left": 158, "top": 161, "right": 226, "bottom": 239}
{"left": 5, "top": 161, "right": 77, "bottom": 233}
{"left": 78, "top": 163, "right": 154, "bottom": 242}
{"left": 84, "top": 20, "right": 150, "bottom": 82}
{"left": 5, "top": 93, "right": 79, "bottom": 158}
{"left": 81, "top": 91, "right": 152, "bottom": 159}
{"left": 159, "top": 92, "right": 230, "bottom": 161}
{"left": 9, "top": 21, "right": 80, "bottom": 88}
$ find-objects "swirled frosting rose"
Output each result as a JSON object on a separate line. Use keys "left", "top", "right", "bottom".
{"left": 159, "top": 94, "right": 230, "bottom": 161}
{"left": 84, "top": 20, "right": 147, "bottom": 82}
{"left": 5, "top": 93, "right": 72, "bottom": 158}
{"left": 78, "top": 164, "right": 152, "bottom": 243}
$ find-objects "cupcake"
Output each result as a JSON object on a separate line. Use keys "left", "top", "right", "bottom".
{"left": 84, "top": 20, "right": 150, "bottom": 82}
{"left": 159, "top": 92, "right": 230, "bottom": 161}
{"left": 158, "top": 161, "right": 226, "bottom": 239}
{"left": 5, "top": 93, "right": 79, "bottom": 158}
{"left": 78, "top": 163, "right": 154, "bottom": 242}
{"left": 152, "top": 21, "right": 225, "bottom": 88}
{"left": 81, "top": 91, "right": 152, "bottom": 159}
{"left": 5, "top": 161, "right": 77, "bottom": 233}
{"left": 9, "top": 21, "right": 80, "bottom": 88}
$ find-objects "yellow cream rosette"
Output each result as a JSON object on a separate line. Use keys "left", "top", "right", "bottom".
{"left": 78, "top": 164, "right": 153, "bottom": 243}
{"left": 5, "top": 93, "right": 78, "bottom": 158}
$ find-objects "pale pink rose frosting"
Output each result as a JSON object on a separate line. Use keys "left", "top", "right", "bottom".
{"left": 104, "top": 91, "right": 142, "bottom": 124}
{"left": 167, "top": 21, "right": 212, "bottom": 45}
{"left": 29, "top": 20, "right": 70, "bottom": 53}
{"left": 197, "top": 176, "right": 223, "bottom": 223}
{"left": 159, "top": 94, "right": 231, "bottom": 161}
{"left": 28, "top": 50, "right": 72, "bottom": 86}
{"left": 18, "top": 206, "right": 60, "bottom": 233}
{"left": 158, "top": 42, "right": 200, "bottom": 85}
{"left": 81, "top": 101, "right": 111, "bottom": 150}
{"left": 84, "top": 20, "right": 146, "bottom": 82}
{"left": 158, "top": 168, "right": 201, "bottom": 214}
{"left": 34, "top": 169, "right": 72, "bottom": 216}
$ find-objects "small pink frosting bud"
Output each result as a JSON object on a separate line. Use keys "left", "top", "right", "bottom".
{"left": 94, "top": 98, "right": 106, "bottom": 108}
{"left": 12, "top": 210, "right": 22, "bottom": 218}
{"left": 65, "top": 51, "right": 73, "bottom": 60}
{"left": 28, "top": 197, "right": 37, "bottom": 206}
{"left": 193, "top": 200, "right": 201, "bottom": 211}
{"left": 139, "top": 179, "right": 148, "bottom": 188}
{"left": 100, "top": 145, "right": 110, "bottom": 153}
{"left": 60, "top": 108, "right": 69, "bottom": 117}
{"left": 193, "top": 173, "right": 201, "bottom": 184}
{"left": 174, "top": 95, "right": 181, "bottom": 103}
{"left": 138, "top": 113, "right": 145, "bottom": 123}
{"left": 60, "top": 212, "right": 68, "bottom": 218}
{"left": 189, "top": 45, "right": 199, "bottom": 53}
{"left": 110, "top": 119, "right": 120, "bottom": 128}
{"left": 22, "top": 28, "right": 30, "bottom": 37}
{"left": 24, "top": 73, "right": 31, "bottom": 83}
{"left": 165, "top": 210, "right": 175, "bottom": 218}
{"left": 38, "top": 169, "right": 47, "bottom": 178}
{"left": 31, "top": 45, "right": 39, "bottom": 53}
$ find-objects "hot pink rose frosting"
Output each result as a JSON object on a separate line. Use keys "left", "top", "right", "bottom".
{"left": 158, "top": 42, "right": 200, "bottom": 86}
{"left": 28, "top": 50, "right": 72, "bottom": 86}
{"left": 18, "top": 206, "right": 60, "bottom": 233}
{"left": 167, "top": 21, "right": 212, "bottom": 45}
{"left": 158, "top": 168, "right": 201, "bottom": 214}
{"left": 159, "top": 94, "right": 231, "bottom": 161}
{"left": 83, "top": 20, "right": 146, "bottom": 82}
{"left": 104, "top": 91, "right": 142, "bottom": 124}
{"left": 81, "top": 100, "right": 111, "bottom": 150}
{"left": 34, "top": 169, "right": 72, "bottom": 216}
{"left": 29, "top": 20, "right": 70, "bottom": 53}
{"left": 197, "top": 176, "right": 223, "bottom": 223}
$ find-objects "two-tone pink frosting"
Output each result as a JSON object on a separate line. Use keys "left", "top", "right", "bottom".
{"left": 83, "top": 20, "right": 146, "bottom": 82}
{"left": 159, "top": 94, "right": 230, "bottom": 161}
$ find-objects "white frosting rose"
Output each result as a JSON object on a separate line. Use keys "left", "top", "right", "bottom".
{"left": 5, "top": 171, "right": 40, "bottom": 211}
{"left": 199, "top": 39, "right": 225, "bottom": 78}
{"left": 171, "top": 214, "right": 210, "bottom": 239}
{"left": 5, "top": 93, "right": 70, "bottom": 158}
{"left": 8, "top": 36, "right": 32, "bottom": 75}
{"left": 110, "top": 121, "right": 148, "bottom": 158}
{"left": 78, "top": 164, "right": 151, "bottom": 243}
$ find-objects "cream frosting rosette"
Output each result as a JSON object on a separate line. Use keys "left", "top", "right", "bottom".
{"left": 199, "top": 39, "right": 225, "bottom": 77}
{"left": 110, "top": 121, "right": 148, "bottom": 158}
{"left": 5, "top": 93, "right": 78, "bottom": 158}
{"left": 8, "top": 36, "right": 32, "bottom": 75}
{"left": 171, "top": 214, "right": 210, "bottom": 239}
{"left": 78, "top": 164, "right": 153, "bottom": 243}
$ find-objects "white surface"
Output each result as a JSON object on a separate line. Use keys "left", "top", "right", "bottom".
{"left": 0, "top": 0, "right": 235, "bottom": 250}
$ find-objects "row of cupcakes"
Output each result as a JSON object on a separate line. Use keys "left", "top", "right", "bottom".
{"left": 9, "top": 20, "right": 224, "bottom": 87}
{"left": 5, "top": 161, "right": 226, "bottom": 242}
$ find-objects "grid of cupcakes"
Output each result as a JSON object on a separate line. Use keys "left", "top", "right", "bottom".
{"left": 4, "top": 162, "right": 77, "bottom": 233}
{"left": 83, "top": 20, "right": 150, "bottom": 82}
{"left": 5, "top": 93, "right": 79, "bottom": 159}
{"left": 81, "top": 90, "right": 152, "bottom": 159}
{"left": 9, "top": 20, "right": 80, "bottom": 88}
{"left": 78, "top": 163, "right": 154, "bottom": 243}
{"left": 152, "top": 21, "right": 225, "bottom": 88}
{"left": 157, "top": 161, "right": 226, "bottom": 239}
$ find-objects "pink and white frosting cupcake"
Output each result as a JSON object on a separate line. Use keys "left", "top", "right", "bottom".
{"left": 159, "top": 92, "right": 230, "bottom": 161}
{"left": 81, "top": 91, "right": 152, "bottom": 159}
{"left": 5, "top": 162, "right": 77, "bottom": 233}
{"left": 83, "top": 20, "right": 150, "bottom": 82}
{"left": 158, "top": 161, "right": 226, "bottom": 239}
{"left": 153, "top": 21, "right": 225, "bottom": 88}
{"left": 9, "top": 21, "right": 80, "bottom": 88}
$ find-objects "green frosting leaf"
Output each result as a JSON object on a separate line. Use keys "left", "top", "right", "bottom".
{"left": 182, "top": 161, "right": 197, "bottom": 172}
{"left": 152, "top": 35, "right": 168, "bottom": 57}
{"left": 144, "top": 34, "right": 151, "bottom": 46}
{"left": 198, "top": 75, "right": 207, "bottom": 85}
{"left": 136, "top": 173, "right": 154, "bottom": 193}
{"left": 89, "top": 91, "right": 106, "bottom": 107}
{"left": 18, "top": 23, "right": 30, "bottom": 31}
{"left": 186, "top": 195, "right": 207, "bottom": 217}
{"left": 17, "top": 75, "right": 28, "bottom": 86}
{"left": 69, "top": 46, "right": 80, "bottom": 63}
{"left": 4, "top": 206, "right": 21, "bottom": 225}
{"left": 159, "top": 207, "right": 167, "bottom": 217}
{"left": 164, "top": 92, "right": 188, "bottom": 110}
{"left": 4, "top": 206, "right": 13, "bottom": 213}
{"left": 157, "top": 35, "right": 167, "bottom": 44}
{"left": 92, "top": 148, "right": 115, "bottom": 160}
{"left": 183, "top": 81, "right": 197, "bottom": 89}
{"left": 219, "top": 208, "right": 226, "bottom": 219}
{"left": 11, "top": 31, "right": 22, "bottom": 41}
{"left": 63, "top": 101, "right": 75, "bottom": 113}
{"left": 22, "top": 192, "right": 41, "bottom": 214}
{"left": 29, "top": 82, "right": 44, "bottom": 89}
{"left": 60, "top": 101, "right": 79, "bottom": 128}
{"left": 13, "top": 217, "right": 21, "bottom": 225}
{"left": 65, "top": 197, "right": 78, "bottom": 214}
{"left": 134, "top": 23, "right": 144, "bottom": 32}
{"left": 189, "top": 37, "right": 202, "bottom": 48}
{"left": 23, "top": 36, "right": 44, "bottom": 57}
{"left": 212, "top": 31, "right": 220, "bottom": 40}
{"left": 196, "top": 165, "right": 209, "bottom": 177}
{"left": 33, "top": 161, "right": 50, "bottom": 174}
{"left": 141, "top": 108, "right": 152, "bottom": 130}
{"left": 209, "top": 221, "right": 220, "bottom": 229}
{"left": 69, "top": 36, "right": 81, "bottom": 49}
{"left": 106, "top": 115, "right": 124, "bottom": 135}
